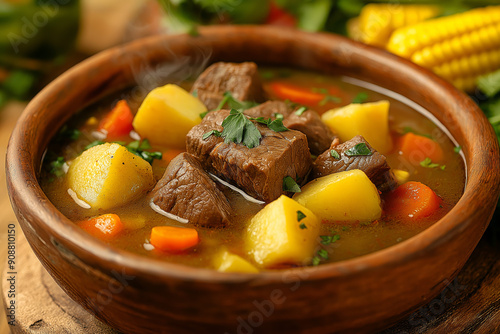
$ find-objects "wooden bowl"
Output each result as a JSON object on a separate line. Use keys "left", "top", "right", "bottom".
{"left": 6, "top": 26, "right": 500, "bottom": 333}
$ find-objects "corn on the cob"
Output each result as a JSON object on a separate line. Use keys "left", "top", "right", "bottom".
{"left": 387, "top": 6, "right": 500, "bottom": 92}
{"left": 355, "top": 4, "right": 441, "bottom": 47}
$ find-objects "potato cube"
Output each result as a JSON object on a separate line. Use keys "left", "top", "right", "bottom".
{"left": 293, "top": 169, "right": 381, "bottom": 222}
{"left": 67, "top": 143, "right": 155, "bottom": 210}
{"left": 214, "top": 249, "right": 259, "bottom": 273}
{"left": 132, "top": 84, "right": 207, "bottom": 149}
{"left": 321, "top": 100, "right": 392, "bottom": 153}
{"left": 246, "top": 195, "right": 320, "bottom": 268}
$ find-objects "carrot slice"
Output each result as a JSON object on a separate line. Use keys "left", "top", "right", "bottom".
{"left": 270, "top": 82, "right": 326, "bottom": 105}
{"left": 162, "top": 149, "right": 185, "bottom": 164}
{"left": 383, "top": 181, "right": 441, "bottom": 220}
{"left": 150, "top": 226, "right": 199, "bottom": 252}
{"left": 78, "top": 214, "right": 124, "bottom": 241}
{"left": 397, "top": 132, "right": 444, "bottom": 164}
{"left": 98, "top": 100, "right": 134, "bottom": 139}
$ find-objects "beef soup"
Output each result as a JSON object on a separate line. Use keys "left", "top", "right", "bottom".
{"left": 40, "top": 62, "right": 466, "bottom": 271}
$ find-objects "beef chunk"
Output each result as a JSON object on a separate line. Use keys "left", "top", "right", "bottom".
{"left": 151, "top": 153, "right": 232, "bottom": 227}
{"left": 186, "top": 109, "right": 311, "bottom": 202}
{"left": 312, "top": 135, "right": 397, "bottom": 191}
{"left": 190, "top": 62, "right": 266, "bottom": 110}
{"left": 245, "top": 101, "right": 336, "bottom": 155}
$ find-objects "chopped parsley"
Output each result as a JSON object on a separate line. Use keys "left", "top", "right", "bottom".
{"left": 283, "top": 176, "right": 301, "bottom": 193}
{"left": 125, "top": 139, "right": 163, "bottom": 164}
{"left": 199, "top": 110, "right": 209, "bottom": 119}
{"left": 216, "top": 91, "right": 258, "bottom": 111}
{"left": 57, "top": 125, "right": 81, "bottom": 141}
{"left": 317, "top": 249, "right": 329, "bottom": 259}
{"left": 191, "top": 89, "right": 198, "bottom": 98}
{"left": 250, "top": 116, "right": 288, "bottom": 132}
{"left": 297, "top": 210, "right": 306, "bottom": 222}
{"left": 330, "top": 149, "right": 341, "bottom": 160}
{"left": 352, "top": 92, "right": 369, "bottom": 104}
{"left": 202, "top": 130, "right": 221, "bottom": 140}
{"left": 344, "top": 143, "right": 373, "bottom": 157}
{"left": 49, "top": 157, "right": 66, "bottom": 177}
{"left": 295, "top": 106, "right": 307, "bottom": 116}
{"left": 320, "top": 234, "right": 340, "bottom": 245}
{"left": 273, "top": 112, "right": 284, "bottom": 120}
{"left": 203, "top": 109, "right": 261, "bottom": 148}
{"left": 454, "top": 146, "right": 462, "bottom": 153}
{"left": 420, "top": 157, "right": 445, "bottom": 170}
{"left": 319, "top": 95, "right": 341, "bottom": 106}
{"left": 299, "top": 223, "right": 307, "bottom": 229}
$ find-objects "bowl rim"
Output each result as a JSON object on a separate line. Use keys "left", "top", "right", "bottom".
{"left": 6, "top": 25, "right": 500, "bottom": 283}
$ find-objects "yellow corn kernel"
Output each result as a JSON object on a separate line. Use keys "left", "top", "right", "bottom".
{"left": 357, "top": 4, "right": 441, "bottom": 47}
{"left": 387, "top": 6, "right": 500, "bottom": 91}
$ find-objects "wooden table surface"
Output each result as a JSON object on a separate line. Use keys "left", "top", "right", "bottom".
{"left": 1, "top": 101, "right": 500, "bottom": 333}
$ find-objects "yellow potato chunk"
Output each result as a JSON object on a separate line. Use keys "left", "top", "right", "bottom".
{"left": 321, "top": 100, "right": 392, "bottom": 153}
{"left": 393, "top": 169, "right": 410, "bottom": 185}
{"left": 246, "top": 195, "right": 320, "bottom": 268}
{"left": 67, "top": 143, "right": 155, "bottom": 210}
{"left": 293, "top": 170, "right": 381, "bottom": 223}
{"left": 132, "top": 84, "right": 207, "bottom": 149}
{"left": 214, "top": 249, "right": 259, "bottom": 274}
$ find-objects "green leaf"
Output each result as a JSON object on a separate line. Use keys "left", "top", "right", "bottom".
{"left": 320, "top": 234, "right": 340, "bottom": 245}
{"left": 273, "top": 112, "right": 284, "bottom": 120}
{"left": 199, "top": 110, "right": 209, "bottom": 119}
{"left": 296, "top": 0, "right": 333, "bottom": 32}
{"left": 267, "top": 119, "right": 288, "bottom": 132}
{"left": 2, "top": 70, "right": 37, "bottom": 99}
{"left": 317, "top": 249, "right": 329, "bottom": 260}
{"left": 191, "top": 89, "right": 198, "bottom": 97}
{"left": 297, "top": 210, "right": 306, "bottom": 222}
{"left": 454, "top": 146, "right": 461, "bottom": 153}
{"left": 312, "top": 256, "right": 321, "bottom": 266}
{"left": 319, "top": 95, "right": 341, "bottom": 106}
{"left": 283, "top": 176, "right": 301, "bottom": 193}
{"left": 299, "top": 223, "right": 307, "bottom": 229}
{"left": 202, "top": 130, "right": 221, "bottom": 140}
{"left": 217, "top": 91, "right": 258, "bottom": 111}
{"left": 49, "top": 157, "right": 66, "bottom": 177}
{"left": 295, "top": 106, "right": 307, "bottom": 116}
{"left": 330, "top": 149, "right": 340, "bottom": 160}
{"left": 352, "top": 92, "right": 368, "bottom": 104}
{"left": 344, "top": 143, "right": 372, "bottom": 156}
{"left": 420, "top": 157, "right": 440, "bottom": 169}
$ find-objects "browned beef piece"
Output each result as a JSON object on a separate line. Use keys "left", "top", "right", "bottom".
{"left": 190, "top": 62, "right": 266, "bottom": 110}
{"left": 312, "top": 135, "right": 397, "bottom": 191}
{"left": 245, "top": 101, "right": 336, "bottom": 155}
{"left": 186, "top": 109, "right": 311, "bottom": 202}
{"left": 151, "top": 153, "right": 232, "bottom": 227}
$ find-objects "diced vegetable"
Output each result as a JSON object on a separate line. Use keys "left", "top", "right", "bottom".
{"left": 150, "top": 226, "right": 199, "bottom": 252}
{"left": 355, "top": 4, "right": 441, "bottom": 47}
{"left": 393, "top": 169, "right": 410, "bottom": 185}
{"left": 386, "top": 6, "right": 500, "bottom": 92}
{"left": 78, "top": 214, "right": 124, "bottom": 241}
{"left": 321, "top": 100, "right": 392, "bottom": 154}
{"left": 293, "top": 169, "right": 382, "bottom": 222}
{"left": 132, "top": 84, "right": 207, "bottom": 149}
{"left": 383, "top": 181, "right": 441, "bottom": 220}
{"left": 245, "top": 195, "right": 320, "bottom": 268}
{"left": 67, "top": 143, "right": 155, "bottom": 210}
{"left": 214, "top": 248, "right": 259, "bottom": 273}
{"left": 397, "top": 132, "right": 444, "bottom": 163}
{"left": 98, "top": 100, "right": 134, "bottom": 139}
{"left": 265, "top": 2, "right": 296, "bottom": 27}
{"left": 269, "top": 82, "right": 338, "bottom": 106}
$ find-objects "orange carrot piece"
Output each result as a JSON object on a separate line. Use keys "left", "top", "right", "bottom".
{"left": 150, "top": 226, "right": 199, "bottom": 252}
{"left": 98, "top": 100, "right": 134, "bottom": 139}
{"left": 384, "top": 181, "right": 441, "bottom": 220}
{"left": 397, "top": 132, "right": 444, "bottom": 164}
{"left": 270, "top": 82, "right": 326, "bottom": 105}
{"left": 162, "top": 149, "right": 185, "bottom": 164}
{"left": 78, "top": 214, "right": 124, "bottom": 241}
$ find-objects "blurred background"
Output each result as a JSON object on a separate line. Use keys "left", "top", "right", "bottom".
{"left": 1, "top": 0, "right": 500, "bottom": 332}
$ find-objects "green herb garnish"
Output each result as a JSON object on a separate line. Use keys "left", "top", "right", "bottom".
{"left": 330, "top": 149, "right": 341, "bottom": 160}
{"left": 57, "top": 125, "right": 81, "bottom": 141}
{"left": 297, "top": 210, "right": 306, "bottom": 222}
{"left": 352, "top": 92, "right": 369, "bottom": 104}
{"left": 125, "top": 139, "right": 162, "bottom": 164}
{"left": 299, "top": 223, "right": 307, "bottom": 229}
{"left": 344, "top": 143, "right": 372, "bottom": 157}
{"left": 273, "top": 112, "right": 284, "bottom": 120}
{"left": 283, "top": 176, "right": 301, "bottom": 193}
{"left": 202, "top": 130, "right": 222, "bottom": 140}
{"left": 454, "top": 146, "right": 461, "bottom": 153}
{"left": 49, "top": 157, "right": 66, "bottom": 177}
{"left": 312, "top": 87, "right": 328, "bottom": 94}
{"left": 191, "top": 89, "right": 198, "bottom": 98}
{"left": 420, "top": 157, "right": 445, "bottom": 170}
{"left": 216, "top": 91, "right": 258, "bottom": 111}
{"left": 312, "top": 256, "right": 321, "bottom": 266}
{"left": 317, "top": 249, "right": 329, "bottom": 260}
{"left": 320, "top": 234, "right": 340, "bottom": 245}
{"left": 250, "top": 117, "right": 288, "bottom": 132}
{"left": 319, "top": 95, "right": 341, "bottom": 106}
{"left": 199, "top": 110, "right": 209, "bottom": 119}
{"left": 295, "top": 106, "right": 307, "bottom": 116}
